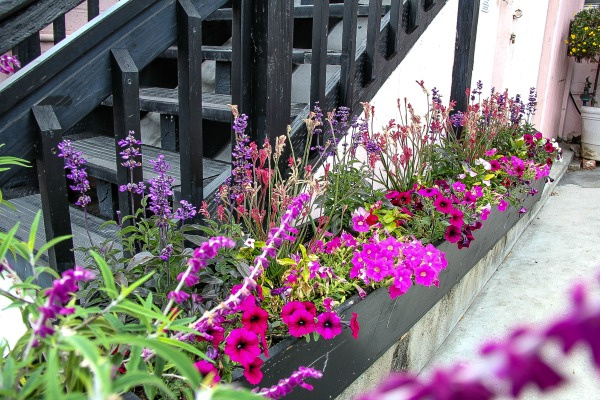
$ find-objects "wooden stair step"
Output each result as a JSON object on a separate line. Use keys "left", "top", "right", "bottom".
{"left": 0, "top": 194, "right": 119, "bottom": 266}
{"left": 70, "top": 135, "right": 229, "bottom": 191}
{"left": 103, "top": 89, "right": 307, "bottom": 123}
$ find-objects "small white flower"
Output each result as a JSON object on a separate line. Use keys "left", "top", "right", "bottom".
{"left": 243, "top": 238, "right": 255, "bottom": 249}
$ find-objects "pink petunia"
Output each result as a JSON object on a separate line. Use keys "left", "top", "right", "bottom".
{"left": 434, "top": 195, "right": 453, "bottom": 214}
{"left": 287, "top": 309, "right": 316, "bottom": 337}
{"left": 194, "top": 360, "right": 220, "bottom": 385}
{"left": 242, "top": 306, "right": 269, "bottom": 335}
{"left": 350, "top": 312, "right": 360, "bottom": 339}
{"left": 414, "top": 264, "right": 437, "bottom": 287}
{"left": 498, "top": 199, "right": 509, "bottom": 212}
{"left": 351, "top": 207, "right": 371, "bottom": 232}
{"left": 281, "top": 301, "right": 305, "bottom": 324}
{"left": 445, "top": 225, "right": 462, "bottom": 243}
{"left": 243, "top": 357, "right": 264, "bottom": 385}
{"left": 224, "top": 329, "right": 261, "bottom": 365}
{"left": 448, "top": 208, "right": 464, "bottom": 227}
{"left": 315, "top": 312, "right": 343, "bottom": 340}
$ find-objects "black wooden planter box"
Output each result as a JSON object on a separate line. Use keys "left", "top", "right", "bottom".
{"left": 253, "top": 179, "right": 545, "bottom": 399}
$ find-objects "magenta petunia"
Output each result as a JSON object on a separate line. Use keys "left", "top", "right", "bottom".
{"left": 498, "top": 199, "right": 509, "bottom": 212}
{"left": 224, "top": 328, "right": 261, "bottom": 365}
{"left": 243, "top": 357, "right": 264, "bottom": 385}
{"left": 452, "top": 181, "right": 466, "bottom": 192}
{"left": 194, "top": 360, "right": 220, "bottom": 384}
{"left": 286, "top": 309, "right": 316, "bottom": 337}
{"left": 418, "top": 187, "right": 439, "bottom": 197}
{"left": 350, "top": 312, "right": 360, "bottom": 339}
{"left": 390, "top": 268, "right": 413, "bottom": 298}
{"left": 414, "top": 265, "right": 436, "bottom": 287}
{"left": 351, "top": 207, "right": 370, "bottom": 232}
{"left": 379, "top": 236, "right": 402, "bottom": 258}
{"left": 444, "top": 225, "right": 462, "bottom": 243}
{"left": 433, "top": 195, "right": 453, "bottom": 214}
{"left": 242, "top": 306, "right": 269, "bottom": 335}
{"left": 281, "top": 301, "right": 305, "bottom": 324}
{"left": 316, "top": 312, "right": 343, "bottom": 340}
{"left": 448, "top": 208, "right": 464, "bottom": 227}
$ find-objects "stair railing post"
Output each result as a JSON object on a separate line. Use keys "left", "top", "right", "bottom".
{"left": 111, "top": 48, "right": 143, "bottom": 220}
{"left": 340, "top": 0, "right": 359, "bottom": 107}
{"left": 364, "top": 0, "right": 382, "bottom": 86}
{"left": 232, "top": 0, "right": 252, "bottom": 117}
{"left": 310, "top": 0, "right": 329, "bottom": 110}
{"left": 387, "top": 0, "right": 404, "bottom": 58}
{"left": 249, "top": 0, "right": 294, "bottom": 146}
{"left": 177, "top": 0, "right": 204, "bottom": 206}
{"left": 31, "top": 105, "right": 75, "bottom": 274}
{"left": 450, "top": 0, "right": 480, "bottom": 138}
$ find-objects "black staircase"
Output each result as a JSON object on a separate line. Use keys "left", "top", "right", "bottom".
{"left": 0, "top": 0, "right": 470, "bottom": 276}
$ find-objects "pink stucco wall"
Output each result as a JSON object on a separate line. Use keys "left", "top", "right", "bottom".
{"left": 535, "top": 0, "right": 584, "bottom": 139}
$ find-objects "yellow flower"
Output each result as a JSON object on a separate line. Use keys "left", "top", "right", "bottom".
{"left": 583, "top": 49, "right": 587, "bottom": 52}
{"left": 572, "top": 34, "right": 576, "bottom": 39}
{"left": 584, "top": 42, "right": 587, "bottom": 45}
{"left": 585, "top": 27, "right": 589, "bottom": 31}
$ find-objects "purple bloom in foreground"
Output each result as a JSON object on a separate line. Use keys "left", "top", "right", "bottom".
{"left": 57, "top": 140, "right": 91, "bottom": 207}
{"left": 255, "top": 367, "right": 323, "bottom": 399}
{"left": 0, "top": 54, "right": 20, "bottom": 74}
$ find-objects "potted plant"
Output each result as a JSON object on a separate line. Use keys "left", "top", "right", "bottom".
{"left": 568, "top": 7, "right": 600, "bottom": 161}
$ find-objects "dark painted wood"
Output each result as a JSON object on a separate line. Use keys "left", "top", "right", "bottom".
{"left": 406, "top": 0, "right": 419, "bottom": 33}
{"left": 310, "top": 0, "right": 329, "bottom": 108}
{"left": 231, "top": 0, "right": 252, "bottom": 116}
{"left": 177, "top": 0, "right": 204, "bottom": 205}
{"left": 0, "top": 0, "right": 38, "bottom": 22}
{"left": 13, "top": 31, "right": 41, "bottom": 66}
{"left": 207, "top": 4, "right": 390, "bottom": 20}
{"left": 249, "top": 0, "right": 294, "bottom": 144}
{"left": 0, "top": 0, "right": 84, "bottom": 55}
{"left": 423, "top": 0, "right": 436, "bottom": 12}
{"left": 364, "top": 0, "right": 382, "bottom": 85}
{"left": 215, "top": 61, "right": 231, "bottom": 95}
{"left": 53, "top": 14, "right": 66, "bottom": 44}
{"left": 450, "top": 0, "right": 479, "bottom": 126}
{"left": 96, "top": 180, "right": 118, "bottom": 219}
{"left": 160, "top": 114, "right": 178, "bottom": 151}
{"left": 253, "top": 179, "right": 545, "bottom": 400}
{"left": 31, "top": 105, "right": 75, "bottom": 273}
{"left": 87, "top": 0, "right": 99, "bottom": 21}
{"left": 110, "top": 48, "right": 143, "bottom": 218}
{"left": 0, "top": 0, "right": 228, "bottom": 187}
{"left": 387, "top": 0, "right": 403, "bottom": 57}
{"left": 340, "top": 0, "right": 358, "bottom": 107}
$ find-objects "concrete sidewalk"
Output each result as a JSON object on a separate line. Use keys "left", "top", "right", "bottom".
{"left": 422, "top": 166, "right": 600, "bottom": 398}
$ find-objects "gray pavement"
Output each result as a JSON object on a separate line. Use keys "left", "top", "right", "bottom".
{"left": 422, "top": 166, "right": 600, "bottom": 398}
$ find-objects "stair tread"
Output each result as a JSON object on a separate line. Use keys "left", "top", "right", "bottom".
{"left": 0, "top": 194, "right": 119, "bottom": 265}
{"left": 71, "top": 135, "right": 229, "bottom": 190}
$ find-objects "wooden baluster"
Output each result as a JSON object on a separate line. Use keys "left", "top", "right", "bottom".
{"left": 405, "top": 0, "right": 420, "bottom": 34}
{"left": 423, "top": 0, "right": 436, "bottom": 12}
{"left": 88, "top": 0, "right": 100, "bottom": 21}
{"left": 340, "top": 0, "right": 358, "bottom": 107}
{"left": 364, "top": 0, "right": 381, "bottom": 85}
{"left": 13, "top": 33, "right": 41, "bottom": 67}
{"left": 450, "top": 0, "right": 480, "bottom": 135}
{"left": 249, "top": 0, "right": 294, "bottom": 146}
{"left": 387, "top": 0, "right": 403, "bottom": 58}
{"left": 53, "top": 15, "right": 67, "bottom": 45}
{"left": 111, "top": 48, "right": 143, "bottom": 219}
{"left": 177, "top": 0, "right": 204, "bottom": 205}
{"left": 215, "top": 61, "right": 231, "bottom": 95}
{"left": 31, "top": 105, "right": 75, "bottom": 274}
{"left": 232, "top": 0, "right": 252, "bottom": 116}
{"left": 310, "top": 0, "right": 329, "bottom": 109}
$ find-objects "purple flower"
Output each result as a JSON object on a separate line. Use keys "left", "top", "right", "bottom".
{"left": 351, "top": 207, "right": 370, "bottom": 233}
{"left": 167, "top": 290, "right": 190, "bottom": 303}
{"left": 159, "top": 244, "right": 174, "bottom": 261}
{"left": 255, "top": 367, "right": 323, "bottom": 399}
{"left": 228, "top": 112, "right": 253, "bottom": 203}
{"left": 0, "top": 54, "right": 20, "bottom": 75}
{"left": 118, "top": 131, "right": 142, "bottom": 170}
{"left": 174, "top": 200, "right": 197, "bottom": 221}
{"left": 148, "top": 155, "right": 175, "bottom": 228}
{"left": 57, "top": 140, "right": 91, "bottom": 207}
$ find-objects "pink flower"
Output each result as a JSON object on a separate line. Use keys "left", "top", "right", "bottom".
{"left": 498, "top": 199, "right": 509, "bottom": 212}
{"left": 281, "top": 301, "right": 305, "bottom": 324}
{"left": 414, "top": 265, "right": 436, "bottom": 286}
{"left": 323, "top": 297, "right": 333, "bottom": 311}
{"left": 194, "top": 360, "right": 220, "bottom": 385}
{"left": 418, "top": 187, "right": 439, "bottom": 197}
{"left": 316, "top": 312, "right": 343, "bottom": 340}
{"left": 448, "top": 208, "right": 464, "bottom": 227}
{"left": 224, "top": 329, "right": 261, "bottom": 365}
{"left": 390, "top": 268, "right": 413, "bottom": 299}
{"left": 484, "top": 148, "right": 498, "bottom": 157}
{"left": 341, "top": 231, "right": 357, "bottom": 247}
{"left": 287, "top": 309, "right": 316, "bottom": 337}
{"left": 351, "top": 207, "right": 370, "bottom": 232}
{"left": 434, "top": 195, "right": 453, "bottom": 214}
{"left": 445, "top": 225, "right": 462, "bottom": 243}
{"left": 350, "top": 312, "right": 360, "bottom": 339}
{"left": 243, "top": 357, "right": 264, "bottom": 385}
{"left": 452, "top": 181, "right": 466, "bottom": 192}
{"left": 167, "top": 291, "right": 190, "bottom": 303}
{"left": 242, "top": 306, "right": 269, "bottom": 335}
{"left": 380, "top": 236, "right": 402, "bottom": 258}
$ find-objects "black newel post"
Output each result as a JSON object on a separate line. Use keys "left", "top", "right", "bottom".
{"left": 450, "top": 0, "right": 480, "bottom": 133}
{"left": 32, "top": 105, "right": 75, "bottom": 274}
{"left": 177, "top": 0, "right": 205, "bottom": 206}
{"left": 247, "top": 0, "right": 294, "bottom": 146}
{"left": 111, "top": 48, "right": 143, "bottom": 220}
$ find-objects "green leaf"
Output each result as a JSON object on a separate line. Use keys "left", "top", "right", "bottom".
{"left": 34, "top": 235, "right": 73, "bottom": 264}
{"left": 2, "top": 356, "right": 15, "bottom": 393}
{"left": 210, "top": 387, "right": 265, "bottom": 400}
{"left": 156, "top": 337, "right": 210, "bottom": 361}
{"left": 119, "top": 271, "right": 155, "bottom": 300}
{"left": 0, "top": 223, "right": 19, "bottom": 261}
{"left": 18, "top": 365, "right": 44, "bottom": 399}
{"left": 113, "top": 372, "right": 176, "bottom": 399}
{"left": 44, "top": 348, "right": 61, "bottom": 400}
{"left": 90, "top": 250, "right": 117, "bottom": 298}
{"left": 62, "top": 335, "right": 112, "bottom": 397}
{"left": 28, "top": 211, "right": 41, "bottom": 252}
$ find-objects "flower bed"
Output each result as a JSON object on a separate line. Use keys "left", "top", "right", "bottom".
{"left": 0, "top": 82, "right": 563, "bottom": 399}
{"left": 252, "top": 179, "right": 545, "bottom": 399}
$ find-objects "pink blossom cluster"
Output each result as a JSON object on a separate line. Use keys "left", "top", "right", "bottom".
{"left": 357, "top": 276, "right": 600, "bottom": 400}
{"left": 349, "top": 235, "right": 447, "bottom": 300}
{"left": 279, "top": 300, "right": 358, "bottom": 340}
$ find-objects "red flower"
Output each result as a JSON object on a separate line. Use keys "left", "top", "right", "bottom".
{"left": 350, "top": 312, "right": 360, "bottom": 339}
{"left": 316, "top": 312, "right": 342, "bottom": 340}
{"left": 224, "top": 329, "right": 261, "bottom": 365}
{"left": 366, "top": 213, "right": 379, "bottom": 226}
{"left": 242, "top": 306, "right": 269, "bottom": 335}
{"left": 243, "top": 357, "right": 264, "bottom": 385}
{"left": 287, "top": 309, "right": 316, "bottom": 337}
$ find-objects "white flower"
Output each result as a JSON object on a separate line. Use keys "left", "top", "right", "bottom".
{"left": 243, "top": 238, "right": 255, "bottom": 249}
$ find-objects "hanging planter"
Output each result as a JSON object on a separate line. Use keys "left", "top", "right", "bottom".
{"left": 566, "top": 7, "right": 600, "bottom": 63}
